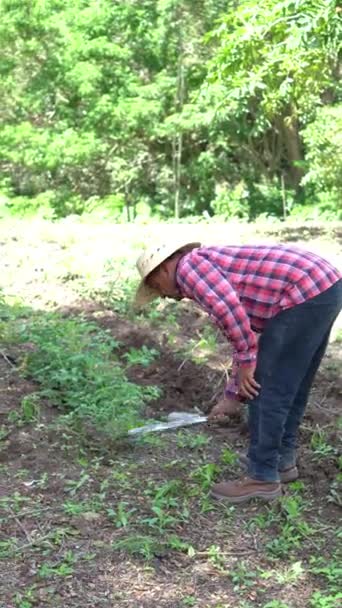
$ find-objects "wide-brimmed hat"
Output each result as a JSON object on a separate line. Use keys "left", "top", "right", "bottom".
{"left": 134, "top": 239, "right": 201, "bottom": 307}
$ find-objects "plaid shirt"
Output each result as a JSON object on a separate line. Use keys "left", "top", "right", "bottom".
{"left": 176, "top": 244, "right": 341, "bottom": 400}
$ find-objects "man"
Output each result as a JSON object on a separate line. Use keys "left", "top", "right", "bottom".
{"left": 135, "top": 239, "right": 342, "bottom": 503}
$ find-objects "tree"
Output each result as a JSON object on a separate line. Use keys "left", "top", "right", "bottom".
{"left": 205, "top": 0, "right": 341, "bottom": 190}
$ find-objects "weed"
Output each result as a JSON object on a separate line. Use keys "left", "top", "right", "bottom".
{"left": 249, "top": 496, "right": 316, "bottom": 559}
{"left": 220, "top": 447, "right": 238, "bottom": 467}
{"left": 64, "top": 471, "right": 90, "bottom": 496}
{"left": 206, "top": 544, "right": 227, "bottom": 570}
{"left": 107, "top": 502, "right": 136, "bottom": 528}
{"left": 179, "top": 332, "right": 217, "bottom": 365}
{"left": 191, "top": 463, "right": 221, "bottom": 491}
{"left": 261, "top": 561, "right": 305, "bottom": 584}
{"left": 167, "top": 534, "right": 195, "bottom": 555}
{"left": 176, "top": 430, "right": 211, "bottom": 450}
{"left": 182, "top": 596, "right": 197, "bottom": 607}
{"left": 140, "top": 480, "right": 189, "bottom": 533}
{"left": 310, "top": 428, "right": 337, "bottom": 460}
{"left": 0, "top": 491, "right": 31, "bottom": 513}
{"left": 123, "top": 345, "right": 159, "bottom": 367}
{"left": 199, "top": 495, "right": 217, "bottom": 513}
{"left": 38, "top": 550, "right": 76, "bottom": 578}
{"left": 0, "top": 538, "right": 17, "bottom": 558}
{"left": 142, "top": 504, "right": 180, "bottom": 532}
{"left": 16, "top": 313, "right": 161, "bottom": 437}
{"left": 328, "top": 473, "right": 342, "bottom": 506}
{"left": 63, "top": 499, "right": 101, "bottom": 516}
{"left": 14, "top": 585, "right": 38, "bottom": 608}
{"left": 0, "top": 425, "right": 10, "bottom": 440}
{"left": 229, "top": 562, "right": 257, "bottom": 591}
{"left": 309, "top": 556, "right": 342, "bottom": 593}
{"left": 21, "top": 393, "right": 41, "bottom": 423}
{"left": 112, "top": 535, "right": 162, "bottom": 560}
{"left": 111, "top": 468, "right": 134, "bottom": 490}
{"left": 135, "top": 432, "right": 164, "bottom": 448}
{"left": 152, "top": 479, "right": 184, "bottom": 502}
{"left": 309, "top": 591, "right": 342, "bottom": 607}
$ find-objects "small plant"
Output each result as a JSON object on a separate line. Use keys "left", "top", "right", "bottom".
{"left": 191, "top": 463, "right": 221, "bottom": 491}
{"left": 142, "top": 504, "right": 180, "bottom": 533}
{"left": 112, "top": 535, "right": 161, "bottom": 560}
{"left": 261, "top": 561, "right": 305, "bottom": 585}
{"left": 123, "top": 345, "right": 159, "bottom": 367}
{"left": 309, "top": 591, "right": 342, "bottom": 608}
{"left": 107, "top": 501, "right": 136, "bottom": 528}
{"left": 220, "top": 447, "right": 238, "bottom": 466}
{"left": 309, "top": 557, "right": 342, "bottom": 594}
{"left": 20, "top": 393, "right": 41, "bottom": 423}
{"left": 63, "top": 499, "right": 101, "bottom": 516}
{"left": 206, "top": 544, "right": 227, "bottom": 571}
{"left": 14, "top": 585, "right": 38, "bottom": 608}
{"left": 176, "top": 430, "right": 211, "bottom": 450}
{"left": 38, "top": 551, "right": 76, "bottom": 578}
{"left": 229, "top": 561, "right": 257, "bottom": 590}
{"left": 182, "top": 596, "right": 197, "bottom": 607}
{"left": 310, "top": 428, "right": 337, "bottom": 460}
{"left": 0, "top": 538, "right": 17, "bottom": 558}
{"left": 166, "top": 534, "right": 195, "bottom": 555}
{"left": 64, "top": 471, "right": 90, "bottom": 496}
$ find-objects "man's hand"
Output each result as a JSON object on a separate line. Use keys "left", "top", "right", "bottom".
{"left": 238, "top": 362, "right": 260, "bottom": 400}
{"left": 208, "top": 397, "right": 241, "bottom": 422}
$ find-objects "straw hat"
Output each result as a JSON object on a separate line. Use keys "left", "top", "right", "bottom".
{"left": 134, "top": 239, "right": 201, "bottom": 307}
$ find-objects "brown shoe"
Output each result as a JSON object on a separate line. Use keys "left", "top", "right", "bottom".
{"left": 237, "top": 454, "right": 299, "bottom": 484}
{"left": 211, "top": 476, "right": 282, "bottom": 503}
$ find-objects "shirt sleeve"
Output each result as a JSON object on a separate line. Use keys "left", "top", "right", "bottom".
{"left": 177, "top": 251, "right": 258, "bottom": 365}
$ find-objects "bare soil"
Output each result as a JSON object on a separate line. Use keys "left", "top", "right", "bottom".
{"left": 0, "top": 302, "right": 341, "bottom": 608}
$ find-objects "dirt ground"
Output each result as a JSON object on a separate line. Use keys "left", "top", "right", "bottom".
{"left": 0, "top": 220, "right": 341, "bottom": 608}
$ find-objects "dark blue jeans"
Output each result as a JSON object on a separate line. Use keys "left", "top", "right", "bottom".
{"left": 248, "top": 280, "right": 342, "bottom": 483}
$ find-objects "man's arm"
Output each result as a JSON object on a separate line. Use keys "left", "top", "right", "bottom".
{"left": 177, "top": 251, "right": 258, "bottom": 364}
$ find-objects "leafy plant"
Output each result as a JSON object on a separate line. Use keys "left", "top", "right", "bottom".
{"left": 17, "top": 313, "right": 161, "bottom": 437}
{"left": 20, "top": 393, "right": 41, "bottom": 423}
{"left": 310, "top": 428, "right": 337, "bottom": 460}
{"left": 220, "top": 447, "right": 238, "bottom": 467}
{"left": 182, "top": 596, "right": 197, "bottom": 607}
{"left": 107, "top": 502, "right": 136, "bottom": 528}
{"left": 112, "top": 535, "right": 162, "bottom": 560}
{"left": 309, "top": 591, "right": 342, "bottom": 608}
{"left": 38, "top": 551, "right": 76, "bottom": 578}
{"left": 191, "top": 463, "right": 221, "bottom": 491}
{"left": 176, "top": 430, "right": 211, "bottom": 450}
{"left": 123, "top": 345, "right": 159, "bottom": 367}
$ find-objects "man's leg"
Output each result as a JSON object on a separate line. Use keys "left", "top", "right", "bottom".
{"left": 279, "top": 329, "right": 331, "bottom": 471}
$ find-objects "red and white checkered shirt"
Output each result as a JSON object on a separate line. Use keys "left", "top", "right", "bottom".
{"left": 176, "top": 244, "right": 341, "bottom": 400}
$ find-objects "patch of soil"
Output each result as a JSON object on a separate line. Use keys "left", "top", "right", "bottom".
{"left": 0, "top": 302, "right": 341, "bottom": 608}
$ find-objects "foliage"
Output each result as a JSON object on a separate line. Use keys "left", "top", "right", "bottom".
{"left": 206, "top": 0, "right": 341, "bottom": 192}
{"left": 6, "top": 309, "right": 161, "bottom": 437}
{"left": 301, "top": 104, "right": 342, "bottom": 216}
{"left": 0, "top": 0, "right": 340, "bottom": 220}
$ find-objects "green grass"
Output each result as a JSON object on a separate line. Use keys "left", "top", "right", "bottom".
{"left": 0, "top": 303, "right": 161, "bottom": 438}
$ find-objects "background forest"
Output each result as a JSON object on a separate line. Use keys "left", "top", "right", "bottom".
{"left": 0, "top": 0, "right": 341, "bottom": 222}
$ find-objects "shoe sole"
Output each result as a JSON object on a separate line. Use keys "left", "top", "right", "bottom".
{"left": 237, "top": 455, "right": 299, "bottom": 484}
{"left": 211, "top": 487, "right": 282, "bottom": 503}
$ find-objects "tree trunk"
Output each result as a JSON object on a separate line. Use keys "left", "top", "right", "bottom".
{"left": 281, "top": 114, "right": 304, "bottom": 192}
